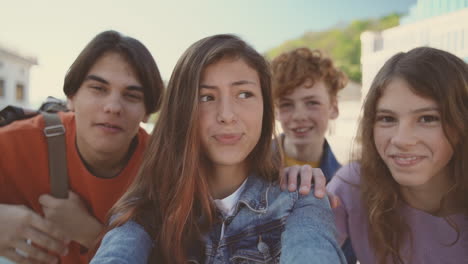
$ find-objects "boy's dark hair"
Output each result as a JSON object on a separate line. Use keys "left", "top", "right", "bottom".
{"left": 63, "top": 30, "right": 164, "bottom": 114}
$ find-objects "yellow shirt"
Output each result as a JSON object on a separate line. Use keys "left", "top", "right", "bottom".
{"left": 284, "top": 154, "right": 319, "bottom": 168}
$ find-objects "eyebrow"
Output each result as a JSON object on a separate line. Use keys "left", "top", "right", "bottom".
{"left": 85, "top": 74, "right": 144, "bottom": 92}
{"left": 199, "top": 80, "right": 257, "bottom": 89}
{"left": 376, "top": 106, "right": 440, "bottom": 114}
{"left": 279, "top": 95, "right": 318, "bottom": 101}
{"left": 86, "top": 74, "right": 108, "bottom": 84}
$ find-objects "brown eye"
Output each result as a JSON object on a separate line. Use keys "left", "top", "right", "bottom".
{"left": 376, "top": 115, "right": 396, "bottom": 123}
{"left": 238, "top": 92, "right": 253, "bottom": 99}
{"left": 90, "top": 86, "right": 105, "bottom": 92}
{"left": 126, "top": 93, "right": 143, "bottom": 100}
{"left": 305, "top": 101, "right": 319, "bottom": 107}
{"left": 200, "top": 94, "right": 214, "bottom": 102}
{"left": 419, "top": 115, "right": 439, "bottom": 123}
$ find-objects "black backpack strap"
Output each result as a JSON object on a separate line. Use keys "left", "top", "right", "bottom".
{"left": 42, "top": 112, "right": 69, "bottom": 199}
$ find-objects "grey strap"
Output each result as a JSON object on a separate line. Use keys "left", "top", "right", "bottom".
{"left": 42, "top": 112, "right": 69, "bottom": 199}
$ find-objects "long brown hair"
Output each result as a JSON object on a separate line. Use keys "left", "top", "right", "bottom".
{"left": 356, "top": 47, "right": 468, "bottom": 263}
{"left": 107, "top": 34, "right": 278, "bottom": 263}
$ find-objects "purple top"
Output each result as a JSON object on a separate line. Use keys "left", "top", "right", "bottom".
{"left": 327, "top": 163, "right": 468, "bottom": 264}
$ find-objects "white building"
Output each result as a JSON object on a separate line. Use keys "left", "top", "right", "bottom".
{"left": 361, "top": 1, "right": 468, "bottom": 96}
{"left": 0, "top": 44, "right": 37, "bottom": 109}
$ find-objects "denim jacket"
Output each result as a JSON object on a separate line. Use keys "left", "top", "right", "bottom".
{"left": 91, "top": 174, "right": 346, "bottom": 264}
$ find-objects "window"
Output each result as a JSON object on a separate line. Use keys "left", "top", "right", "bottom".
{"left": 0, "top": 79, "right": 4, "bottom": 97}
{"left": 16, "top": 83, "right": 25, "bottom": 101}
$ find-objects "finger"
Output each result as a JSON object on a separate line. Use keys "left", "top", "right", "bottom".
{"left": 287, "top": 166, "right": 300, "bottom": 192}
{"left": 12, "top": 239, "right": 59, "bottom": 264}
{"left": 280, "top": 167, "right": 289, "bottom": 190}
{"left": 298, "top": 165, "right": 312, "bottom": 195}
{"left": 2, "top": 248, "right": 34, "bottom": 264}
{"left": 24, "top": 226, "right": 69, "bottom": 256}
{"left": 68, "top": 190, "right": 79, "bottom": 201}
{"left": 311, "top": 168, "right": 326, "bottom": 198}
{"left": 27, "top": 213, "right": 70, "bottom": 243}
{"left": 328, "top": 193, "right": 341, "bottom": 209}
{"left": 38, "top": 194, "right": 60, "bottom": 208}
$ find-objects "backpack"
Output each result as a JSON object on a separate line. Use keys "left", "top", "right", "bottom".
{"left": 0, "top": 96, "right": 69, "bottom": 198}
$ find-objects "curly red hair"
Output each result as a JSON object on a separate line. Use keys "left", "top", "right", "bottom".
{"left": 271, "top": 48, "right": 347, "bottom": 100}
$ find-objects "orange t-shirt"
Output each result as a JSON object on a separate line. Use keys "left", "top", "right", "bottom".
{"left": 0, "top": 112, "right": 148, "bottom": 263}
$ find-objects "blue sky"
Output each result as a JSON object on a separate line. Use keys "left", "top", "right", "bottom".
{"left": 0, "top": 0, "right": 416, "bottom": 104}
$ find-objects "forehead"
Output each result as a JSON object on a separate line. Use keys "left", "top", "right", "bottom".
{"left": 280, "top": 81, "right": 330, "bottom": 100}
{"left": 86, "top": 52, "right": 141, "bottom": 84}
{"left": 377, "top": 78, "right": 437, "bottom": 110}
{"left": 201, "top": 57, "right": 259, "bottom": 84}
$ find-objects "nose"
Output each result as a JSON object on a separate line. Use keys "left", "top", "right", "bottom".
{"left": 216, "top": 96, "right": 237, "bottom": 124}
{"left": 103, "top": 93, "right": 123, "bottom": 116}
{"left": 390, "top": 122, "right": 417, "bottom": 148}
{"left": 291, "top": 104, "right": 307, "bottom": 121}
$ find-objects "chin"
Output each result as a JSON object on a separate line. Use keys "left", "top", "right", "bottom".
{"left": 289, "top": 138, "right": 313, "bottom": 146}
{"left": 213, "top": 160, "right": 245, "bottom": 167}
{"left": 211, "top": 155, "right": 248, "bottom": 167}
{"left": 392, "top": 174, "right": 429, "bottom": 188}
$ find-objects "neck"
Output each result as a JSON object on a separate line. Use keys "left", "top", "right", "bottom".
{"left": 400, "top": 170, "right": 455, "bottom": 216}
{"left": 208, "top": 163, "right": 249, "bottom": 200}
{"left": 76, "top": 137, "right": 136, "bottom": 178}
{"left": 283, "top": 137, "right": 324, "bottom": 163}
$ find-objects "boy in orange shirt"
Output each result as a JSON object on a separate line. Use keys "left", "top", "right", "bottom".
{"left": 0, "top": 30, "right": 164, "bottom": 263}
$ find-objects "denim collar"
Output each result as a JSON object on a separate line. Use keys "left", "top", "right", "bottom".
{"left": 320, "top": 139, "right": 341, "bottom": 182}
{"left": 236, "top": 173, "right": 271, "bottom": 214}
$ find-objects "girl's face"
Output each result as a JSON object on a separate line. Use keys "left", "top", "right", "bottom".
{"left": 198, "top": 57, "right": 263, "bottom": 170}
{"left": 373, "top": 78, "right": 454, "bottom": 191}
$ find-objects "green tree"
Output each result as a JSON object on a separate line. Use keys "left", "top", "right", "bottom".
{"left": 265, "top": 13, "right": 401, "bottom": 83}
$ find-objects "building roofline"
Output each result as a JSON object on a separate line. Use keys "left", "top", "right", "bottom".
{"left": 0, "top": 44, "right": 38, "bottom": 65}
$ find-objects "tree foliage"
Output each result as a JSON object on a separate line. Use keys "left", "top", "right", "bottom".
{"left": 265, "top": 13, "right": 402, "bottom": 83}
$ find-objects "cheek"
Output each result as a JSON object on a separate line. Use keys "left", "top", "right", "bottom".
{"left": 433, "top": 134, "right": 454, "bottom": 162}
{"left": 315, "top": 113, "right": 329, "bottom": 125}
{"left": 198, "top": 108, "right": 213, "bottom": 133}
{"left": 254, "top": 114, "right": 263, "bottom": 135}
{"left": 373, "top": 128, "right": 386, "bottom": 155}
{"left": 277, "top": 112, "right": 290, "bottom": 125}
{"left": 244, "top": 106, "right": 263, "bottom": 138}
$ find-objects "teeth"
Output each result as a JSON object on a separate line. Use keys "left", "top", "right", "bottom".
{"left": 395, "top": 156, "right": 417, "bottom": 161}
{"left": 294, "top": 127, "right": 309, "bottom": 133}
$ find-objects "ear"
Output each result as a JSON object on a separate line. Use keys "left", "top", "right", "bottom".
{"left": 329, "top": 98, "right": 339, "bottom": 120}
{"left": 67, "top": 97, "right": 75, "bottom": 111}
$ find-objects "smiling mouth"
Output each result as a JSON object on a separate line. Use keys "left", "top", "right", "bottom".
{"left": 214, "top": 134, "right": 242, "bottom": 144}
{"left": 389, "top": 155, "right": 424, "bottom": 166}
{"left": 292, "top": 127, "right": 312, "bottom": 135}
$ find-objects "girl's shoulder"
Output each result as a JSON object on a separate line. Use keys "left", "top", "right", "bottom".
{"left": 91, "top": 220, "right": 153, "bottom": 264}
{"left": 327, "top": 162, "right": 362, "bottom": 206}
{"left": 328, "top": 162, "right": 361, "bottom": 188}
